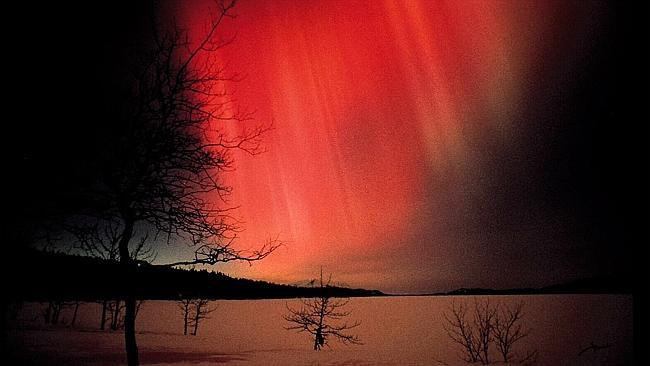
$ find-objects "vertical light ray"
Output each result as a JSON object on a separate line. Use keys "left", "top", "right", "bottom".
{"left": 175, "top": 0, "right": 560, "bottom": 290}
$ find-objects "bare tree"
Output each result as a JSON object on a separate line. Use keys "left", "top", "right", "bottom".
{"left": 43, "top": 301, "right": 81, "bottom": 326}
{"left": 100, "top": 300, "right": 109, "bottom": 331}
{"left": 109, "top": 300, "right": 126, "bottom": 330}
{"left": 284, "top": 270, "right": 362, "bottom": 350}
{"left": 493, "top": 301, "right": 535, "bottom": 363}
{"left": 444, "top": 299, "right": 537, "bottom": 365}
{"left": 68, "top": 218, "right": 154, "bottom": 331}
{"left": 178, "top": 299, "right": 192, "bottom": 336}
{"left": 68, "top": 218, "right": 156, "bottom": 265}
{"left": 444, "top": 300, "right": 492, "bottom": 364}
{"left": 43, "top": 301, "right": 65, "bottom": 325}
{"left": 106, "top": 300, "right": 145, "bottom": 331}
{"left": 54, "top": 1, "right": 279, "bottom": 364}
{"left": 69, "top": 301, "right": 81, "bottom": 328}
{"left": 474, "top": 299, "right": 496, "bottom": 364}
{"left": 192, "top": 299, "right": 216, "bottom": 336}
{"left": 178, "top": 298, "right": 217, "bottom": 336}
{"left": 578, "top": 341, "right": 612, "bottom": 356}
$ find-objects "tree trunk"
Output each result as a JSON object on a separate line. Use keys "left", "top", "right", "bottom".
{"left": 118, "top": 215, "right": 138, "bottom": 366}
{"left": 51, "top": 302, "right": 61, "bottom": 325}
{"left": 44, "top": 302, "right": 52, "bottom": 324}
{"left": 124, "top": 297, "right": 138, "bottom": 366}
{"left": 183, "top": 304, "right": 189, "bottom": 335}
{"left": 100, "top": 300, "right": 108, "bottom": 330}
{"left": 111, "top": 300, "right": 121, "bottom": 330}
{"left": 71, "top": 302, "right": 80, "bottom": 327}
{"left": 192, "top": 303, "right": 200, "bottom": 336}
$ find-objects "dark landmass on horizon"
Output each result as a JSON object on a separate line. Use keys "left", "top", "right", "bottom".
{"left": 435, "top": 277, "right": 632, "bottom": 296}
{"left": 10, "top": 250, "right": 634, "bottom": 302}
{"left": 11, "top": 249, "right": 384, "bottom": 301}
{"left": 397, "top": 276, "right": 633, "bottom": 297}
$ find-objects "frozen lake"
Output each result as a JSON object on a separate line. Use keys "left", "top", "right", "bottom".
{"left": 9, "top": 295, "right": 633, "bottom": 365}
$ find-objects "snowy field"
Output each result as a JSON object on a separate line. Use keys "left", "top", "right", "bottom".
{"left": 8, "top": 295, "right": 632, "bottom": 365}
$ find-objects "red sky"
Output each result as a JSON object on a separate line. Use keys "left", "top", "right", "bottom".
{"left": 165, "top": 0, "right": 609, "bottom": 293}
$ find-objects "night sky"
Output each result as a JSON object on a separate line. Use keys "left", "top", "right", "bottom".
{"left": 11, "top": 1, "right": 649, "bottom": 294}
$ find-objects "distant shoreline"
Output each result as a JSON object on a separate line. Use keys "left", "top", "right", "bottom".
{"left": 385, "top": 277, "right": 634, "bottom": 297}
{"left": 384, "top": 291, "right": 633, "bottom": 297}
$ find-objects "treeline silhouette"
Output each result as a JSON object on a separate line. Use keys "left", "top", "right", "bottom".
{"left": 438, "top": 275, "right": 632, "bottom": 296}
{"left": 11, "top": 249, "right": 384, "bottom": 301}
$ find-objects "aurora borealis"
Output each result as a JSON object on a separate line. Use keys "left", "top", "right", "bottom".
{"left": 13, "top": 0, "right": 648, "bottom": 294}
{"left": 152, "top": 0, "right": 644, "bottom": 293}
{"left": 4, "top": 3, "right": 647, "bottom": 365}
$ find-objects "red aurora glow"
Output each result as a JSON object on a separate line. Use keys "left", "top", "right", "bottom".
{"left": 170, "top": 0, "right": 602, "bottom": 293}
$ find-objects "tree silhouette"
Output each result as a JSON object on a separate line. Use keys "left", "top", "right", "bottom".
{"left": 284, "top": 270, "right": 362, "bottom": 350}
{"left": 178, "top": 298, "right": 217, "bottom": 336}
{"left": 68, "top": 218, "right": 155, "bottom": 331}
{"left": 493, "top": 301, "right": 535, "bottom": 363}
{"left": 109, "top": 300, "right": 126, "bottom": 331}
{"left": 443, "top": 299, "right": 537, "bottom": 365}
{"left": 105, "top": 300, "right": 144, "bottom": 331}
{"left": 43, "top": 301, "right": 68, "bottom": 326}
{"left": 69, "top": 301, "right": 81, "bottom": 328}
{"left": 42, "top": 301, "right": 83, "bottom": 327}
{"left": 49, "top": 1, "right": 279, "bottom": 364}
{"left": 443, "top": 299, "right": 496, "bottom": 364}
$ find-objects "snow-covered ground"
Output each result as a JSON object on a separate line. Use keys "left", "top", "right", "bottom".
{"left": 8, "top": 295, "right": 633, "bottom": 365}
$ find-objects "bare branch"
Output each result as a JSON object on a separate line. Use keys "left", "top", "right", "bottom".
{"left": 177, "top": 297, "right": 218, "bottom": 336}
{"left": 443, "top": 299, "right": 537, "bottom": 365}
{"left": 161, "top": 236, "right": 282, "bottom": 267}
{"left": 284, "top": 270, "right": 362, "bottom": 350}
{"left": 493, "top": 301, "right": 531, "bottom": 363}
{"left": 578, "top": 341, "right": 612, "bottom": 356}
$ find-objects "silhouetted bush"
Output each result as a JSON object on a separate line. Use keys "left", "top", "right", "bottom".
{"left": 443, "top": 298, "right": 537, "bottom": 364}
{"left": 284, "top": 271, "right": 362, "bottom": 350}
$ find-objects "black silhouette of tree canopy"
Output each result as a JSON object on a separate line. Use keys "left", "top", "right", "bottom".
{"left": 284, "top": 270, "right": 362, "bottom": 350}
{"left": 46, "top": 1, "right": 279, "bottom": 365}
